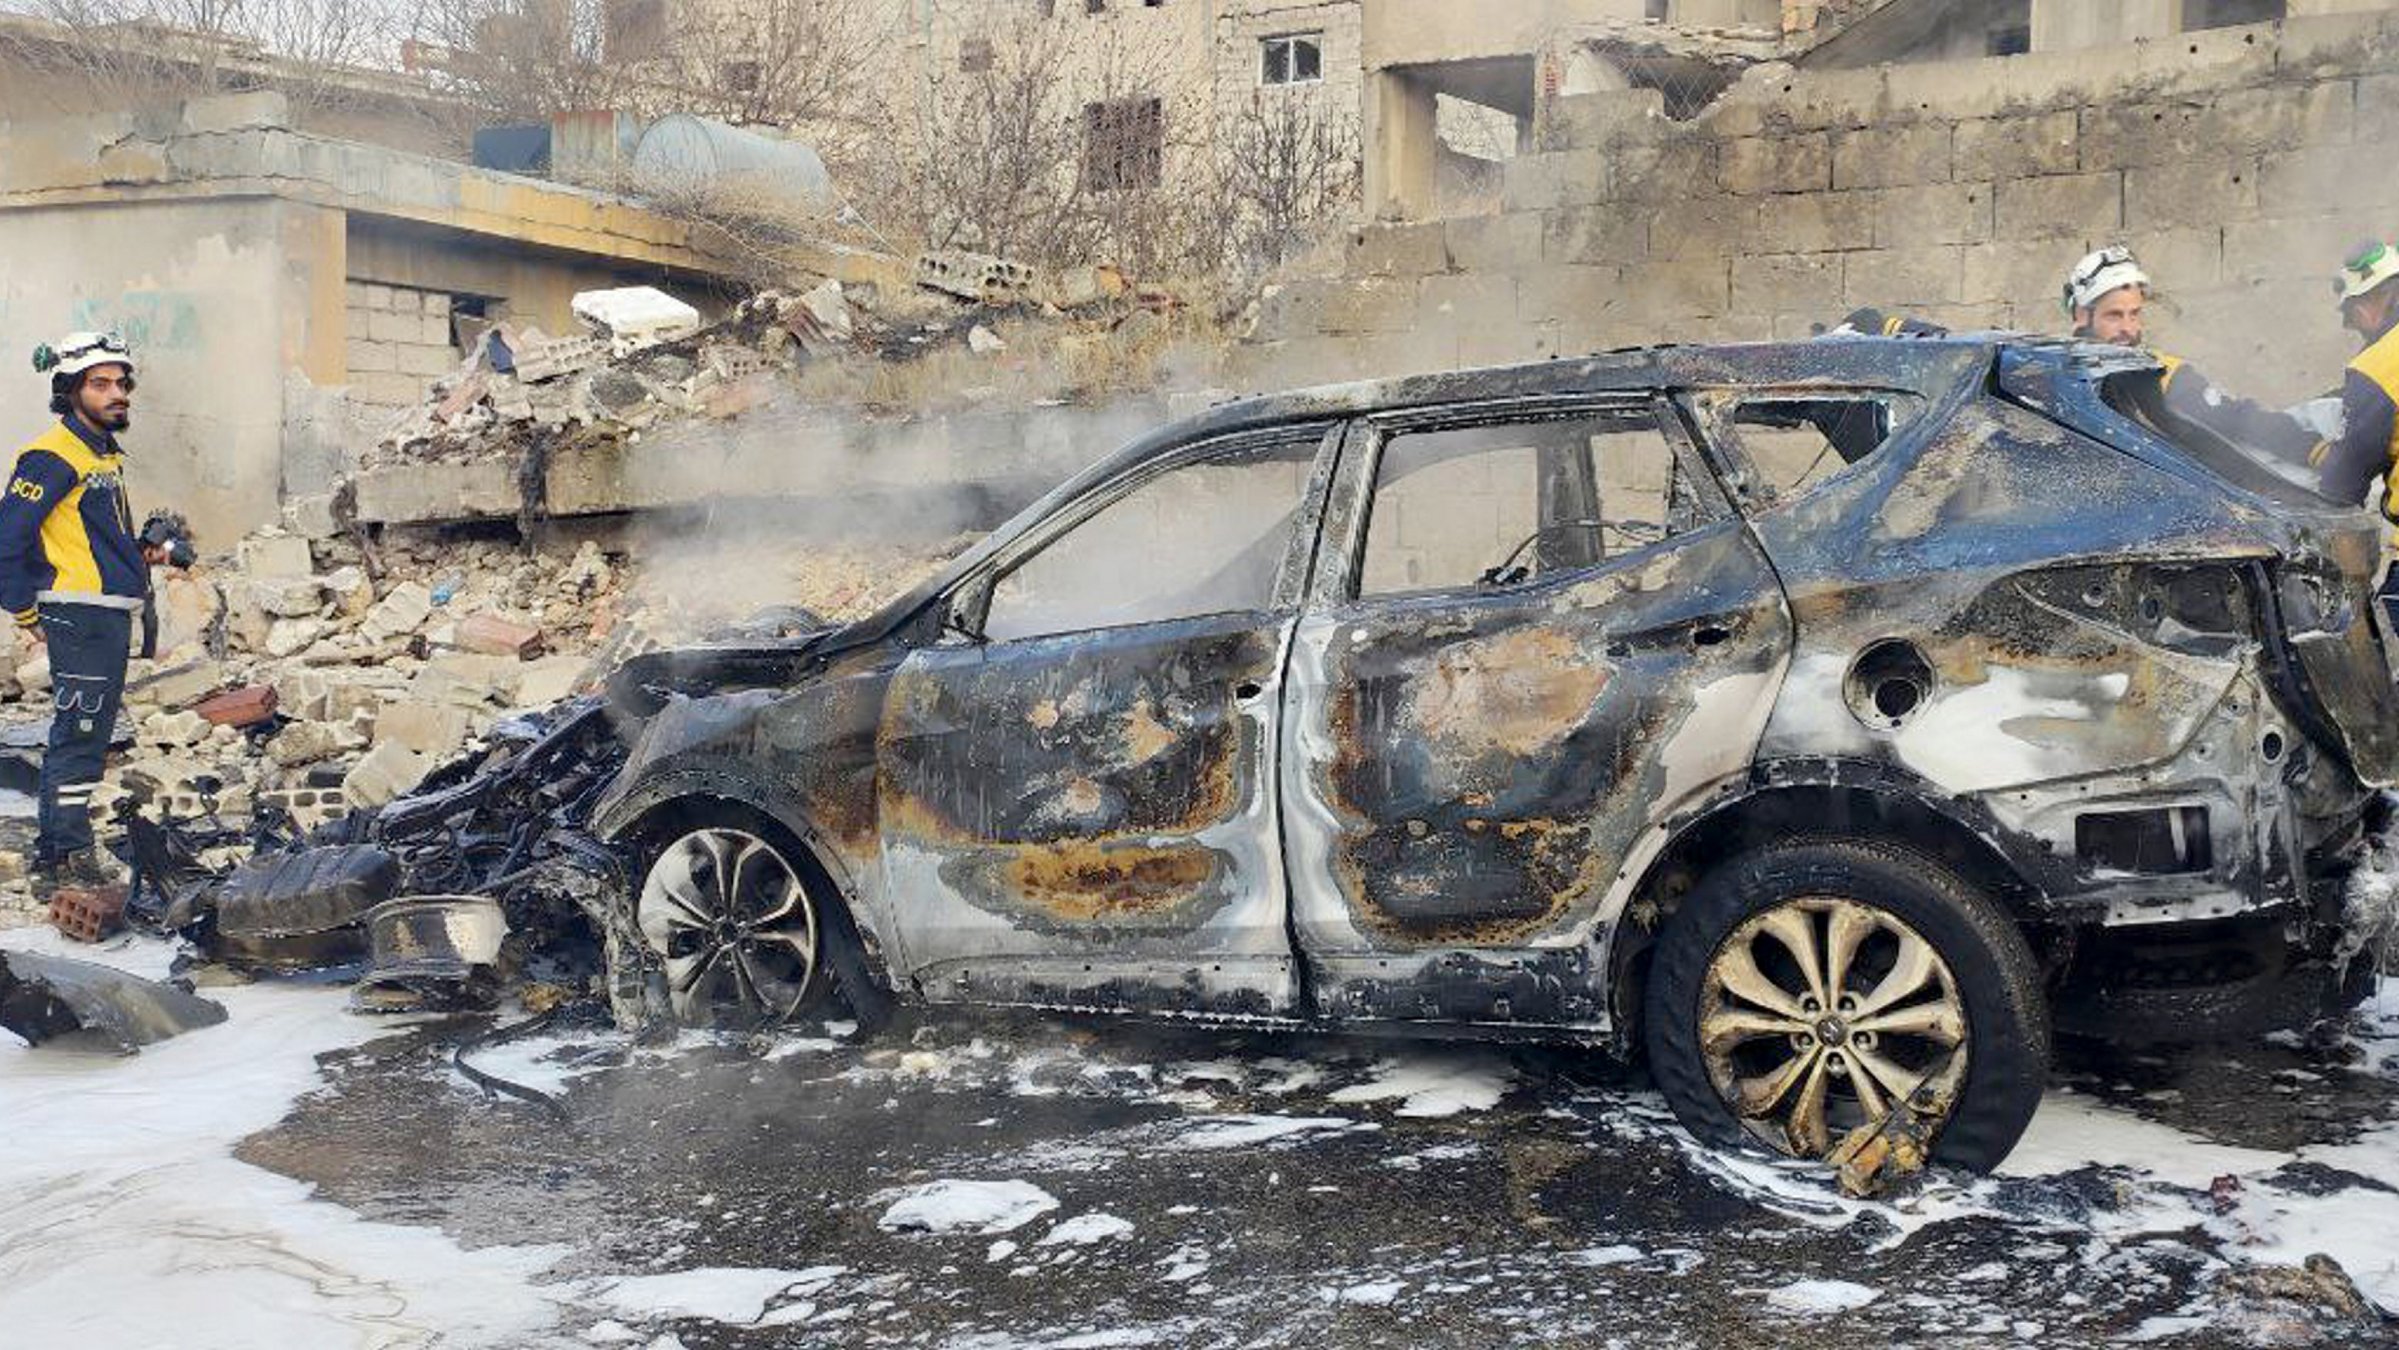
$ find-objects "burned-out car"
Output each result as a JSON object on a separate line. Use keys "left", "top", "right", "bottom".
{"left": 585, "top": 337, "right": 2399, "bottom": 1177}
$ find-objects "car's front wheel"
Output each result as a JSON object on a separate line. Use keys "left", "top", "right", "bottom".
{"left": 612, "top": 822, "right": 830, "bottom": 1030}
{"left": 1643, "top": 838, "right": 2048, "bottom": 1175}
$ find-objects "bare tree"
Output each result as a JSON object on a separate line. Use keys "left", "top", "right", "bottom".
{"left": 1211, "top": 87, "right": 1362, "bottom": 276}
{"left": 662, "top": 0, "right": 896, "bottom": 155}
{"left": 1, "top": 0, "right": 415, "bottom": 122}
{"left": 403, "top": 0, "right": 653, "bottom": 125}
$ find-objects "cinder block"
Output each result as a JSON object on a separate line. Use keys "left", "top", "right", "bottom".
{"left": 1538, "top": 89, "right": 1665, "bottom": 151}
{"left": 1646, "top": 197, "right": 1754, "bottom": 261}
{"left": 1960, "top": 239, "right": 2077, "bottom": 309}
{"left": 2360, "top": 74, "right": 2399, "bottom": 142}
{"left": 419, "top": 311, "right": 455, "bottom": 347}
{"left": 1952, "top": 112, "right": 2079, "bottom": 182}
{"left": 2258, "top": 144, "right": 2399, "bottom": 211}
{"left": 1831, "top": 123, "right": 1952, "bottom": 190}
{"left": 1733, "top": 253, "right": 1845, "bottom": 315}
{"left": 345, "top": 340, "right": 397, "bottom": 374}
{"left": 1544, "top": 204, "right": 1649, "bottom": 265}
{"left": 2123, "top": 226, "right": 2224, "bottom": 291}
{"left": 1503, "top": 151, "right": 1607, "bottom": 212}
{"left": 356, "top": 282, "right": 394, "bottom": 310}
{"left": 2125, "top": 158, "right": 2259, "bottom": 231}
{"left": 1627, "top": 259, "right": 1731, "bottom": 317}
{"left": 351, "top": 372, "right": 424, "bottom": 407}
{"left": 1717, "top": 133, "right": 1831, "bottom": 195}
{"left": 1514, "top": 264, "right": 1623, "bottom": 327}
{"left": 1995, "top": 172, "right": 2122, "bottom": 238}
{"left": 1444, "top": 212, "right": 1545, "bottom": 273}
{"left": 397, "top": 342, "right": 456, "bottom": 378}
{"left": 1843, "top": 246, "right": 1962, "bottom": 307}
{"left": 344, "top": 307, "right": 372, "bottom": 341}
{"left": 1318, "top": 279, "right": 1419, "bottom": 336}
{"left": 2222, "top": 212, "right": 2384, "bottom": 283}
{"left": 1871, "top": 182, "right": 1993, "bottom": 248}
{"left": 1752, "top": 192, "right": 1875, "bottom": 254}
{"left": 1346, "top": 223, "right": 1448, "bottom": 277}
{"left": 365, "top": 309, "right": 421, "bottom": 344}
{"left": 1417, "top": 273, "right": 1519, "bottom": 329}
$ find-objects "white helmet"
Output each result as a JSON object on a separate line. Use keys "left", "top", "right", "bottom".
{"left": 2335, "top": 240, "right": 2399, "bottom": 305}
{"left": 32, "top": 330, "right": 135, "bottom": 379}
{"left": 2062, "top": 246, "right": 2150, "bottom": 315}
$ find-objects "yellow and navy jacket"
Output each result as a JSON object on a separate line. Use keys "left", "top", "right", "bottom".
{"left": 0, "top": 418, "right": 148, "bottom": 627}
{"left": 2319, "top": 326, "right": 2399, "bottom": 519}
{"left": 2148, "top": 352, "right": 2320, "bottom": 466}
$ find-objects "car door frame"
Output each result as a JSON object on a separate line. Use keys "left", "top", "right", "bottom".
{"left": 869, "top": 419, "right": 1346, "bottom": 1016}
{"left": 1277, "top": 391, "right": 1798, "bottom": 1033}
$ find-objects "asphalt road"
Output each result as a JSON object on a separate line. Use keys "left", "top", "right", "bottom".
{"left": 232, "top": 994, "right": 2399, "bottom": 1349}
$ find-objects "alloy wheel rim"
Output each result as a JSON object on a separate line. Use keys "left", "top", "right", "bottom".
{"left": 637, "top": 828, "right": 820, "bottom": 1026}
{"left": 1697, "top": 896, "right": 1968, "bottom": 1158}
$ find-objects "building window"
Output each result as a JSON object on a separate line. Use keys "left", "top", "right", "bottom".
{"left": 2184, "top": 0, "right": 2284, "bottom": 29}
{"left": 1082, "top": 97, "right": 1163, "bottom": 190}
{"left": 1085, "top": 0, "right": 1105, "bottom": 13}
{"left": 1260, "top": 32, "right": 1322, "bottom": 86}
{"left": 960, "top": 36, "right": 993, "bottom": 71}
{"left": 1988, "top": 23, "right": 2029, "bottom": 54}
{"left": 721, "top": 60, "right": 760, "bottom": 92}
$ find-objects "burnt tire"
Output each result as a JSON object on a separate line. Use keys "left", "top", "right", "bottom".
{"left": 605, "top": 805, "right": 889, "bottom": 1034}
{"left": 1642, "top": 837, "right": 2048, "bottom": 1174}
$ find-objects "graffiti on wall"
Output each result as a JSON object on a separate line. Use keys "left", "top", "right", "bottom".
{"left": 70, "top": 291, "right": 202, "bottom": 352}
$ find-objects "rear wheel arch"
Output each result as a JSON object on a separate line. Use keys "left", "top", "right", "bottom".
{"left": 1606, "top": 773, "right": 2056, "bottom": 1045}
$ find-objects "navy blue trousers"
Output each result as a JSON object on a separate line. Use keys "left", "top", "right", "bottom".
{"left": 36, "top": 601, "right": 130, "bottom": 862}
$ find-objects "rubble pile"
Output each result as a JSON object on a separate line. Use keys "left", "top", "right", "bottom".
{"left": 0, "top": 518, "right": 960, "bottom": 933}
{"left": 364, "top": 257, "right": 1183, "bottom": 469}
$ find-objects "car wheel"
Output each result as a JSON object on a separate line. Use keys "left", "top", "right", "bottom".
{"left": 1642, "top": 838, "right": 2048, "bottom": 1174}
{"left": 626, "top": 824, "right": 830, "bottom": 1030}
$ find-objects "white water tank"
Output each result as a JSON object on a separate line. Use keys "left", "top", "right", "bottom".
{"left": 631, "top": 114, "right": 833, "bottom": 212}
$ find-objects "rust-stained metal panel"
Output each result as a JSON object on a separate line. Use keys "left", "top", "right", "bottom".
{"left": 878, "top": 615, "right": 1295, "bottom": 1011}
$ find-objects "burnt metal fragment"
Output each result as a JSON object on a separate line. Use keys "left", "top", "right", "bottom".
{"left": 353, "top": 895, "right": 510, "bottom": 1013}
{"left": 204, "top": 845, "right": 403, "bottom": 972}
{"left": 0, "top": 950, "right": 227, "bottom": 1053}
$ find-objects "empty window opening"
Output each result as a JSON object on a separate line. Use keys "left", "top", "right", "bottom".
{"left": 721, "top": 60, "right": 760, "bottom": 92}
{"left": 1261, "top": 32, "right": 1322, "bottom": 86}
{"left": 2183, "top": 0, "right": 2284, "bottom": 30}
{"left": 1082, "top": 96, "right": 1164, "bottom": 190}
{"left": 1988, "top": 22, "right": 2030, "bottom": 54}
{"left": 1698, "top": 394, "right": 1925, "bottom": 508}
{"left": 1357, "top": 407, "right": 1706, "bottom": 599}
{"left": 980, "top": 438, "right": 1318, "bottom": 642}
{"left": 960, "top": 36, "right": 994, "bottom": 71}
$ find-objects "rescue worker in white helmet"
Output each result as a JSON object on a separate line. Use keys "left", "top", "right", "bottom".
{"left": 2062, "top": 245, "right": 2322, "bottom": 464}
{"left": 2312, "top": 240, "right": 2399, "bottom": 517}
{"left": 0, "top": 331, "right": 165, "bottom": 897}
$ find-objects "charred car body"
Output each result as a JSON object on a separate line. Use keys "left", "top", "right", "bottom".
{"left": 529, "top": 336, "right": 2393, "bottom": 1175}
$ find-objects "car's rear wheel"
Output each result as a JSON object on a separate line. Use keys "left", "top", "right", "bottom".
{"left": 1643, "top": 838, "right": 2048, "bottom": 1174}
{"left": 607, "top": 819, "right": 834, "bottom": 1031}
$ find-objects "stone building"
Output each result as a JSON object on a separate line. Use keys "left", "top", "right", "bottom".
{"left": 0, "top": 91, "right": 748, "bottom": 540}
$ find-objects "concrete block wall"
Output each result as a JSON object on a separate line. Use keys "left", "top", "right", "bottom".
{"left": 344, "top": 280, "right": 459, "bottom": 408}
{"left": 1244, "top": 12, "right": 2399, "bottom": 406}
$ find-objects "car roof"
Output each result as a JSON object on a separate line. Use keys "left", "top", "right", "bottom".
{"left": 847, "top": 335, "right": 2154, "bottom": 646}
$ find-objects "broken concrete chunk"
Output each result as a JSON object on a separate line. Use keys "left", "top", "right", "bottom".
{"left": 915, "top": 249, "right": 1037, "bottom": 303}
{"left": 140, "top": 709, "right": 211, "bottom": 749}
{"left": 237, "top": 533, "right": 315, "bottom": 579}
{"left": 265, "top": 617, "right": 327, "bottom": 658}
{"left": 968, "top": 324, "right": 1007, "bottom": 355}
{"left": 140, "top": 658, "right": 225, "bottom": 710}
{"left": 268, "top": 718, "right": 367, "bottom": 768}
{"left": 255, "top": 575, "right": 327, "bottom": 619}
{"left": 571, "top": 286, "right": 701, "bottom": 356}
{"left": 283, "top": 492, "right": 343, "bottom": 540}
{"left": 342, "top": 741, "right": 430, "bottom": 809}
{"left": 362, "top": 580, "right": 435, "bottom": 641}
{"left": 455, "top": 613, "right": 545, "bottom": 660}
{"left": 323, "top": 565, "right": 374, "bottom": 619}
{"left": 512, "top": 653, "right": 590, "bottom": 709}
{"left": 373, "top": 700, "right": 471, "bottom": 756}
{"left": 0, "top": 949, "right": 227, "bottom": 1054}
{"left": 1049, "top": 263, "right": 1127, "bottom": 310}
{"left": 195, "top": 684, "right": 279, "bottom": 728}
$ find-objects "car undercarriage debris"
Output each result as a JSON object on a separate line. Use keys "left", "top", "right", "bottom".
{"left": 354, "top": 895, "right": 510, "bottom": 1012}
{"left": 1826, "top": 1049, "right": 1967, "bottom": 1198}
{"left": 0, "top": 950, "right": 228, "bottom": 1053}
